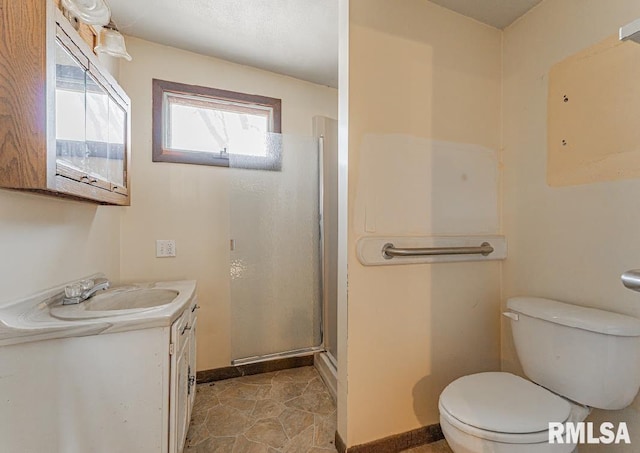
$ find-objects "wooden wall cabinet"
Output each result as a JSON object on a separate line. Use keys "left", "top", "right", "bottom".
{"left": 0, "top": 0, "right": 131, "bottom": 205}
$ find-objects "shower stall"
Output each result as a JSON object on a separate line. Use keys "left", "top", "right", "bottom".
{"left": 227, "top": 117, "right": 338, "bottom": 390}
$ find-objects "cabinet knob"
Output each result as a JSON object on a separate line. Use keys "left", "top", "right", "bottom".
{"left": 181, "top": 324, "right": 191, "bottom": 335}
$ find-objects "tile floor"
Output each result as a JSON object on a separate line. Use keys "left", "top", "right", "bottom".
{"left": 185, "top": 366, "right": 338, "bottom": 452}
{"left": 185, "top": 365, "right": 452, "bottom": 453}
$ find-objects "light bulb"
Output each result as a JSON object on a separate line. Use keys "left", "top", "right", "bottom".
{"left": 61, "top": 0, "right": 111, "bottom": 26}
{"left": 95, "top": 27, "right": 132, "bottom": 61}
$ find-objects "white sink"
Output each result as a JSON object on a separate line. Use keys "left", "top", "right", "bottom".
{"left": 50, "top": 286, "right": 179, "bottom": 320}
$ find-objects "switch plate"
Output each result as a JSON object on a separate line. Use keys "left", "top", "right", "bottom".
{"left": 156, "top": 240, "right": 176, "bottom": 258}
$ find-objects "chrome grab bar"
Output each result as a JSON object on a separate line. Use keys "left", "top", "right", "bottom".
{"left": 622, "top": 270, "right": 640, "bottom": 292}
{"left": 382, "top": 242, "right": 494, "bottom": 259}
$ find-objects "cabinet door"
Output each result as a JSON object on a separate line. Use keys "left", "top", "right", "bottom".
{"left": 188, "top": 315, "right": 198, "bottom": 417}
{"left": 85, "top": 72, "right": 110, "bottom": 182}
{"left": 53, "top": 25, "right": 130, "bottom": 203}
{"left": 170, "top": 311, "right": 191, "bottom": 453}
{"left": 175, "top": 338, "right": 190, "bottom": 453}
{"left": 54, "top": 39, "right": 86, "bottom": 172}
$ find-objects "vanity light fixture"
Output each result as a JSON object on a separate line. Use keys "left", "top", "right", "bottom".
{"left": 95, "top": 22, "right": 133, "bottom": 61}
{"left": 61, "top": 0, "right": 111, "bottom": 26}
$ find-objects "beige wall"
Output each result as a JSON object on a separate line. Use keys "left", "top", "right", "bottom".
{"left": 344, "top": 0, "right": 502, "bottom": 446}
{"left": 118, "top": 37, "right": 337, "bottom": 371}
{"left": 502, "top": 0, "right": 640, "bottom": 449}
{"left": 0, "top": 190, "right": 121, "bottom": 307}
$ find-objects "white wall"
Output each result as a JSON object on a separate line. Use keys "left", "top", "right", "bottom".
{"left": 502, "top": 0, "right": 640, "bottom": 449}
{"left": 343, "top": 0, "right": 502, "bottom": 446}
{"left": 0, "top": 190, "right": 121, "bottom": 307}
{"left": 118, "top": 37, "right": 337, "bottom": 371}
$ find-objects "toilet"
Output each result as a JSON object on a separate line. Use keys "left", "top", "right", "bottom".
{"left": 439, "top": 296, "right": 640, "bottom": 453}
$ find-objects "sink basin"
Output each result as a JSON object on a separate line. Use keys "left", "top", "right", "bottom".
{"left": 85, "top": 287, "right": 178, "bottom": 311}
{"left": 50, "top": 286, "right": 179, "bottom": 320}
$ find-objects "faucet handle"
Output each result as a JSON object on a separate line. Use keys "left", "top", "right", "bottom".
{"left": 65, "top": 284, "right": 83, "bottom": 298}
{"left": 79, "top": 279, "right": 94, "bottom": 291}
{"left": 63, "top": 284, "right": 83, "bottom": 305}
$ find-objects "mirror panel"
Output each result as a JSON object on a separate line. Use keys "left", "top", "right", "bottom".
{"left": 108, "top": 97, "right": 127, "bottom": 188}
{"left": 55, "top": 40, "right": 86, "bottom": 171}
{"left": 85, "top": 72, "right": 110, "bottom": 181}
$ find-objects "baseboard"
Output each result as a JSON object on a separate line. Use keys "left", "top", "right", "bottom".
{"left": 335, "top": 423, "right": 444, "bottom": 453}
{"left": 314, "top": 352, "right": 337, "bottom": 402}
{"left": 196, "top": 354, "right": 314, "bottom": 383}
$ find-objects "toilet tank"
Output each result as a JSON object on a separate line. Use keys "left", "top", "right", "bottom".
{"left": 506, "top": 297, "right": 640, "bottom": 410}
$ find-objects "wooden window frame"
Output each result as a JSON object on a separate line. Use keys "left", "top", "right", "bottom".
{"left": 152, "top": 79, "right": 282, "bottom": 167}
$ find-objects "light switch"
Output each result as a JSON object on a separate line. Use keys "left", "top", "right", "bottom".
{"left": 156, "top": 240, "right": 176, "bottom": 258}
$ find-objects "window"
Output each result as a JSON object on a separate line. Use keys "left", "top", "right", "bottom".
{"left": 152, "top": 79, "right": 282, "bottom": 169}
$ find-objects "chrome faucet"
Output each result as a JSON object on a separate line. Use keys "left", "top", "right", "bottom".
{"left": 62, "top": 278, "right": 111, "bottom": 305}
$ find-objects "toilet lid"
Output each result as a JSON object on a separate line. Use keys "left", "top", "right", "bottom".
{"left": 439, "top": 372, "right": 572, "bottom": 434}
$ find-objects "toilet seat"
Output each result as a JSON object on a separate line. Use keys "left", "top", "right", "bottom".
{"left": 439, "top": 372, "right": 572, "bottom": 443}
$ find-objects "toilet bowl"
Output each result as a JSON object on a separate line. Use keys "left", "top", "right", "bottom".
{"left": 439, "top": 372, "right": 589, "bottom": 453}
{"left": 439, "top": 297, "right": 640, "bottom": 453}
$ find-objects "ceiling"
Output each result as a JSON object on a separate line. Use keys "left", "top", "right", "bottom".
{"left": 429, "top": 0, "right": 543, "bottom": 30}
{"left": 108, "top": 0, "right": 339, "bottom": 87}
{"left": 108, "top": 0, "right": 542, "bottom": 89}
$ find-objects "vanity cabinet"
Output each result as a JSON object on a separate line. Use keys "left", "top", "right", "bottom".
{"left": 0, "top": 0, "right": 131, "bottom": 205}
{"left": 0, "top": 288, "right": 198, "bottom": 453}
{"left": 170, "top": 300, "right": 198, "bottom": 453}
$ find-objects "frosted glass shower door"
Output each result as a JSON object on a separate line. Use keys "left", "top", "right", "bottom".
{"left": 229, "top": 134, "right": 322, "bottom": 361}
